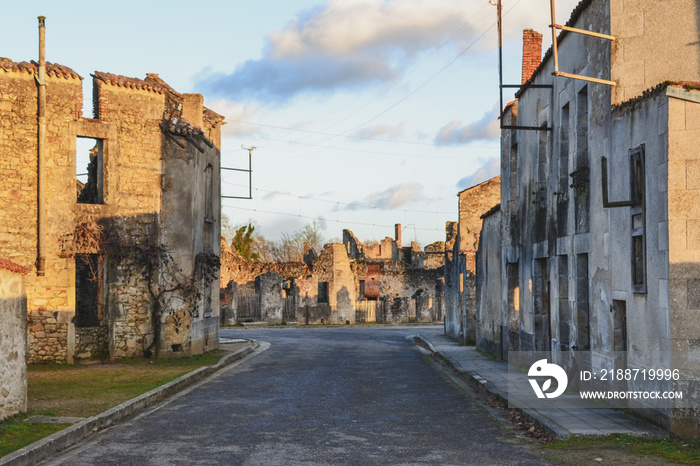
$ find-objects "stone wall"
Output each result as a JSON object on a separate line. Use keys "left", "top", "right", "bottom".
{"left": 0, "top": 261, "right": 27, "bottom": 420}
{"left": 0, "top": 60, "right": 223, "bottom": 362}
{"left": 423, "top": 241, "right": 445, "bottom": 270}
{"left": 27, "top": 310, "right": 69, "bottom": 364}
{"left": 458, "top": 177, "right": 501, "bottom": 256}
{"left": 256, "top": 272, "right": 283, "bottom": 324}
{"left": 222, "top": 234, "right": 444, "bottom": 325}
{"left": 475, "top": 0, "right": 700, "bottom": 437}
{"left": 220, "top": 239, "right": 310, "bottom": 287}
{"left": 444, "top": 176, "right": 501, "bottom": 343}
{"left": 74, "top": 326, "right": 109, "bottom": 360}
{"left": 665, "top": 92, "right": 700, "bottom": 437}
{"left": 610, "top": 0, "right": 700, "bottom": 104}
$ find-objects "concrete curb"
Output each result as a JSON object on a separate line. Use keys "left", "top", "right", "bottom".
{"left": 0, "top": 342, "right": 260, "bottom": 466}
{"left": 413, "top": 334, "right": 570, "bottom": 440}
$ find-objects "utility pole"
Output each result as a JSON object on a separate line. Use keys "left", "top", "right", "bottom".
{"left": 221, "top": 145, "right": 255, "bottom": 200}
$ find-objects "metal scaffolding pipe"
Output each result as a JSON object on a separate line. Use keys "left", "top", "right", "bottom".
{"left": 37, "top": 16, "right": 47, "bottom": 276}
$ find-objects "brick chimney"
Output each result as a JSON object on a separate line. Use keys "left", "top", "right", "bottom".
{"left": 522, "top": 29, "right": 543, "bottom": 85}
{"left": 182, "top": 93, "right": 204, "bottom": 129}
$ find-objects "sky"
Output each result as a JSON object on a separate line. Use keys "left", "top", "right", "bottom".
{"left": 3, "top": 0, "right": 579, "bottom": 246}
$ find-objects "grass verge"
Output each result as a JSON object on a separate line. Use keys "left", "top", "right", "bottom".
{"left": 0, "top": 345, "right": 243, "bottom": 458}
{"left": 545, "top": 434, "right": 700, "bottom": 464}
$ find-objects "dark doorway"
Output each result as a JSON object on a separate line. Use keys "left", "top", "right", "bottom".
{"left": 75, "top": 253, "right": 103, "bottom": 327}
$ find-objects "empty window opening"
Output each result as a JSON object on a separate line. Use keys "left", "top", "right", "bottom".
{"left": 573, "top": 88, "right": 590, "bottom": 235}
{"left": 535, "top": 124, "right": 548, "bottom": 242}
{"left": 533, "top": 258, "right": 551, "bottom": 351}
{"left": 575, "top": 254, "right": 590, "bottom": 351}
{"left": 318, "top": 282, "right": 329, "bottom": 304}
{"left": 507, "top": 262, "right": 520, "bottom": 331}
{"left": 82, "top": 77, "right": 97, "bottom": 119}
{"left": 204, "top": 164, "right": 214, "bottom": 221}
{"left": 630, "top": 146, "right": 646, "bottom": 293}
{"left": 77, "top": 137, "right": 104, "bottom": 204}
{"left": 557, "top": 104, "right": 570, "bottom": 236}
{"left": 576, "top": 86, "right": 588, "bottom": 170}
{"left": 203, "top": 164, "right": 214, "bottom": 250}
{"left": 537, "top": 123, "right": 548, "bottom": 192}
{"left": 612, "top": 300, "right": 628, "bottom": 353}
{"left": 557, "top": 255, "right": 570, "bottom": 350}
{"left": 509, "top": 143, "right": 518, "bottom": 216}
{"left": 75, "top": 253, "right": 103, "bottom": 327}
{"left": 572, "top": 166, "right": 590, "bottom": 234}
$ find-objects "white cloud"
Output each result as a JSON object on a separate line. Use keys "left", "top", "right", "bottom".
{"left": 208, "top": 100, "right": 261, "bottom": 136}
{"left": 344, "top": 183, "right": 423, "bottom": 210}
{"left": 435, "top": 105, "right": 500, "bottom": 144}
{"left": 197, "top": 0, "right": 494, "bottom": 102}
{"left": 456, "top": 158, "right": 500, "bottom": 190}
{"left": 268, "top": 0, "right": 477, "bottom": 58}
{"left": 349, "top": 122, "right": 407, "bottom": 140}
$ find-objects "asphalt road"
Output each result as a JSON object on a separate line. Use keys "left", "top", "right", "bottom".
{"left": 43, "top": 326, "right": 546, "bottom": 465}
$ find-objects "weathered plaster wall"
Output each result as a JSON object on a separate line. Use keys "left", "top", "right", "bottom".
{"left": 476, "top": 210, "right": 503, "bottom": 358}
{"left": 0, "top": 262, "right": 27, "bottom": 420}
{"left": 478, "top": 0, "right": 700, "bottom": 437}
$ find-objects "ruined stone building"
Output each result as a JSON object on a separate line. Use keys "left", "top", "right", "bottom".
{"left": 443, "top": 176, "right": 501, "bottom": 343}
{"left": 0, "top": 55, "right": 224, "bottom": 363}
{"left": 475, "top": 0, "right": 700, "bottom": 437}
{"left": 0, "top": 259, "right": 27, "bottom": 420}
{"left": 220, "top": 224, "right": 444, "bottom": 325}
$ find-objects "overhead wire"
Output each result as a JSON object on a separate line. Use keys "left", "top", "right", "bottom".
{"left": 221, "top": 180, "right": 454, "bottom": 215}
{"left": 223, "top": 204, "right": 446, "bottom": 233}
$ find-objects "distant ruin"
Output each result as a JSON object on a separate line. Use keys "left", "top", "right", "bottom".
{"left": 220, "top": 224, "right": 445, "bottom": 325}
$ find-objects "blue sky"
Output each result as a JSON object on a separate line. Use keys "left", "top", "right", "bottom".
{"left": 4, "top": 0, "right": 578, "bottom": 246}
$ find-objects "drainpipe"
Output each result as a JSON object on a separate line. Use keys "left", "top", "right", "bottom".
{"left": 36, "top": 16, "right": 47, "bottom": 276}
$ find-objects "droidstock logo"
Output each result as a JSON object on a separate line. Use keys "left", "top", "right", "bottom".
{"left": 528, "top": 359, "right": 568, "bottom": 399}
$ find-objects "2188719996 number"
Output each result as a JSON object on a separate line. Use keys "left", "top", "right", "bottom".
{"left": 592, "top": 368, "right": 680, "bottom": 381}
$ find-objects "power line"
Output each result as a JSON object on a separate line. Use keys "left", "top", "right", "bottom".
{"left": 268, "top": 2, "right": 510, "bottom": 160}
{"left": 220, "top": 180, "right": 455, "bottom": 215}
{"left": 221, "top": 1, "right": 505, "bottom": 159}
{"left": 223, "top": 204, "right": 446, "bottom": 233}
{"left": 224, "top": 119, "right": 499, "bottom": 149}
{"left": 231, "top": 133, "right": 494, "bottom": 160}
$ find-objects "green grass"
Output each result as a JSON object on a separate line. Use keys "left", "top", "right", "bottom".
{"left": 28, "top": 350, "right": 230, "bottom": 417}
{"left": 546, "top": 434, "right": 700, "bottom": 464}
{"left": 0, "top": 348, "right": 236, "bottom": 459}
{"left": 0, "top": 412, "right": 70, "bottom": 458}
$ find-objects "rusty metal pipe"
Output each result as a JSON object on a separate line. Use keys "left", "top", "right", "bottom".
{"left": 37, "top": 16, "right": 47, "bottom": 276}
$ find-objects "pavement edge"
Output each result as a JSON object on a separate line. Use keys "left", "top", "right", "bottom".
{"left": 413, "top": 334, "right": 571, "bottom": 440}
{"left": 0, "top": 341, "right": 261, "bottom": 466}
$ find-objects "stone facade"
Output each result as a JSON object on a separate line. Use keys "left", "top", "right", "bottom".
{"left": 0, "top": 58, "right": 224, "bottom": 362}
{"left": 0, "top": 260, "right": 27, "bottom": 420}
{"left": 220, "top": 226, "right": 444, "bottom": 325}
{"left": 444, "top": 176, "right": 501, "bottom": 342}
{"left": 474, "top": 0, "right": 700, "bottom": 437}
